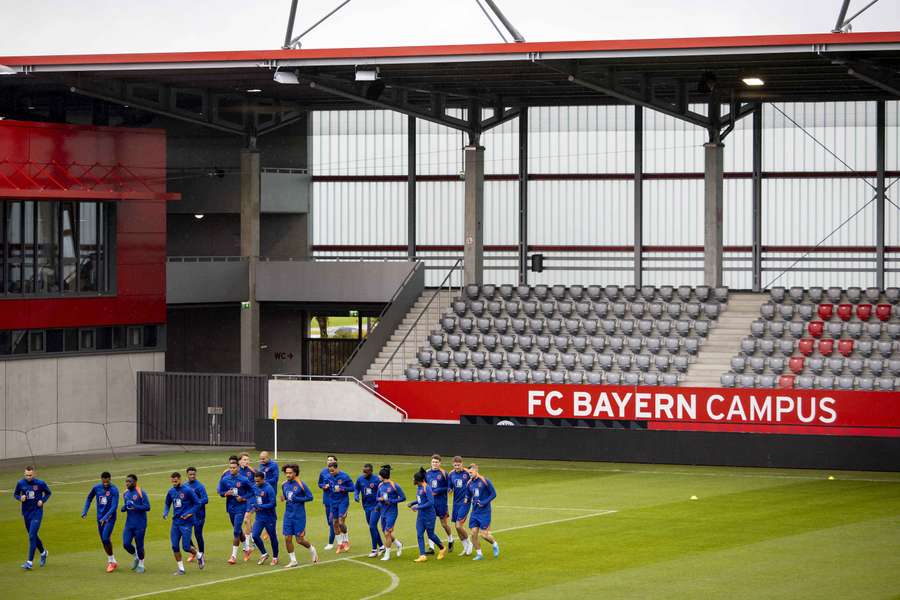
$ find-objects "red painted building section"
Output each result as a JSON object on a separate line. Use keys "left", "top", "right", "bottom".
{"left": 374, "top": 381, "right": 900, "bottom": 438}
{"left": 0, "top": 119, "right": 177, "bottom": 329}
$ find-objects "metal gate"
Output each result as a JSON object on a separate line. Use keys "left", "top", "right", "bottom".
{"left": 137, "top": 372, "right": 268, "bottom": 445}
{"left": 306, "top": 338, "right": 360, "bottom": 376}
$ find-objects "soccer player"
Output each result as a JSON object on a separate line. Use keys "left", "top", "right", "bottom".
{"left": 281, "top": 464, "right": 317, "bottom": 568}
{"left": 250, "top": 471, "right": 279, "bottom": 565}
{"left": 354, "top": 463, "right": 383, "bottom": 557}
{"left": 184, "top": 467, "right": 208, "bottom": 566}
{"left": 121, "top": 474, "right": 150, "bottom": 573}
{"left": 318, "top": 454, "right": 337, "bottom": 549}
{"left": 376, "top": 465, "right": 405, "bottom": 562}
{"left": 466, "top": 463, "right": 500, "bottom": 561}
{"left": 14, "top": 466, "right": 51, "bottom": 570}
{"left": 238, "top": 452, "right": 257, "bottom": 555}
{"left": 163, "top": 472, "right": 201, "bottom": 575}
{"left": 81, "top": 471, "right": 120, "bottom": 572}
{"left": 218, "top": 455, "right": 255, "bottom": 564}
{"left": 448, "top": 456, "right": 473, "bottom": 555}
{"left": 409, "top": 468, "right": 446, "bottom": 563}
{"left": 326, "top": 460, "right": 354, "bottom": 554}
{"left": 425, "top": 454, "right": 453, "bottom": 553}
{"left": 259, "top": 451, "right": 279, "bottom": 488}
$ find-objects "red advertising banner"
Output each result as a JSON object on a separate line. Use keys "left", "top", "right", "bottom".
{"left": 374, "top": 381, "right": 900, "bottom": 437}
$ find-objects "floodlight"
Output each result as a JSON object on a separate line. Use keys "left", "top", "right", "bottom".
{"left": 0, "top": 65, "right": 17, "bottom": 76}
{"left": 193, "top": 214, "right": 205, "bottom": 220}
{"left": 274, "top": 70, "right": 299, "bottom": 85}
{"left": 742, "top": 77, "right": 765, "bottom": 87}
{"left": 355, "top": 68, "right": 379, "bottom": 82}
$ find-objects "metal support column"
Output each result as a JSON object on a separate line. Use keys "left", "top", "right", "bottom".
{"left": 876, "top": 100, "right": 886, "bottom": 289}
{"left": 240, "top": 145, "right": 261, "bottom": 375}
{"left": 407, "top": 116, "right": 417, "bottom": 259}
{"left": 633, "top": 105, "right": 643, "bottom": 287}
{"left": 518, "top": 109, "right": 529, "bottom": 285}
{"left": 752, "top": 103, "right": 763, "bottom": 292}
{"left": 704, "top": 100, "right": 725, "bottom": 288}
{"left": 463, "top": 142, "right": 485, "bottom": 286}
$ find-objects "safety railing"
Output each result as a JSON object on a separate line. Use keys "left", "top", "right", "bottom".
{"left": 270, "top": 374, "right": 408, "bottom": 419}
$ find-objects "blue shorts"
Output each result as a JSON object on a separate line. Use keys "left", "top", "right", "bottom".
{"left": 380, "top": 507, "right": 398, "bottom": 531}
{"left": 170, "top": 521, "right": 193, "bottom": 552}
{"left": 228, "top": 509, "right": 247, "bottom": 537}
{"left": 282, "top": 513, "right": 307, "bottom": 537}
{"left": 433, "top": 497, "right": 449, "bottom": 519}
{"left": 469, "top": 510, "right": 491, "bottom": 530}
{"left": 97, "top": 517, "right": 116, "bottom": 543}
{"left": 452, "top": 502, "right": 471, "bottom": 523}
{"left": 328, "top": 498, "right": 349, "bottom": 521}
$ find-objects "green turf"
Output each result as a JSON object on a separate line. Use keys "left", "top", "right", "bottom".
{"left": 1, "top": 450, "right": 899, "bottom": 599}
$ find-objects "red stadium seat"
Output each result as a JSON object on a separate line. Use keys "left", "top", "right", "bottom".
{"left": 856, "top": 304, "right": 872, "bottom": 321}
{"left": 808, "top": 321, "right": 824, "bottom": 338}
{"left": 798, "top": 339, "right": 815, "bottom": 356}
{"left": 789, "top": 356, "right": 805, "bottom": 374}
{"left": 778, "top": 375, "right": 795, "bottom": 389}
{"left": 838, "top": 339, "right": 854, "bottom": 357}
{"left": 817, "top": 304, "right": 833, "bottom": 320}
{"left": 837, "top": 304, "right": 853, "bottom": 321}
{"left": 876, "top": 304, "right": 892, "bottom": 322}
{"left": 817, "top": 339, "right": 834, "bottom": 356}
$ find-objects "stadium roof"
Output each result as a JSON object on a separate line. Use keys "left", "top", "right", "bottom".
{"left": 2, "top": 31, "right": 899, "bottom": 132}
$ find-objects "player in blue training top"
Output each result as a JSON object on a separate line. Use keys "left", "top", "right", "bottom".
{"left": 184, "top": 467, "right": 208, "bottom": 567}
{"left": 281, "top": 464, "right": 317, "bottom": 568}
{"left": 326, "top": 460, "right": 354, "bottom": 554}
{"left": 425, "top": 454, "right": 453, "bottom": 553}
{"left": 466, "top": 463, "right": 500, "bottom": 561}
{"left": 218, "top": 455, "right": 255, "bottom": 564}
{"left": 81, "top": 471, "right": 120, "bottom": 572}
{"left": 14, "top": 465, "right": 51, "bottom": 570}
{"left": 163, "top": 472, "right": 201, "bottom": 575}
{"left": 121, "top": 474, "right": 151, "bottom": 573}
{"left": 259, "top": 450, "right": 279, "bottom": 488}
{"left": 409, "top": 467, "right": 446, "bottom": 563}
{"left": 238, "top": 452, "right": 257, "bottom": 556}
{"left": 448, "top": 455, "right": 473, "bottom": 555}
{"left": 318, "top": 454, "right": 337, "bottom": 549}
{"left": 375, "top": 465, "right": 405, "bottom": 562}
{"left": 250, "top": 471, "right": 279, "bottom": 565}
{"left": 354, "top": 463, "right": 383, "bottom": 557}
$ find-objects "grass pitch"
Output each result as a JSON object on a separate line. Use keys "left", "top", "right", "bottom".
{"left": 1, "top": 449, "right": 899, "bottom": 599}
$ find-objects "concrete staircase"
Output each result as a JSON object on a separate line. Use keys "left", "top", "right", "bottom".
{"left": 680, "top": 292, "right": 766, "bottom": 388}
{"left": 364, "top": 289, "right": 456, "bottom": 382}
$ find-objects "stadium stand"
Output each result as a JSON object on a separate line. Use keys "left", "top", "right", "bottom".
{"left": 400, "top": 284, "right": 730, "bottom": 385}
{"left": 720, "top": 287, "right": 900, "bottom": 390}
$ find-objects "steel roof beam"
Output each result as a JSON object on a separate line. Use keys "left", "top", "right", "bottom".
{"left": 832, "top": 58, "right": 900, "bottom": 97}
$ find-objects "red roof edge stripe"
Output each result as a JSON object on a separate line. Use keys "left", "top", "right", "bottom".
{"left": 2, "top": 31, "right": 900, "bottom": 66}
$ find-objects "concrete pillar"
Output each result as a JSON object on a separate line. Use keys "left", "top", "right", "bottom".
{"left": 517, "top": 111, "right": 529, "bottom": 285}
{"left": 240, "top": 147, "right": 261, "bottom": 374}
{"left": 752, "top": 104, "right": 763, "bottom": 292}
{"left": 876, "top": 100, "right": 886, "bottom": 290}
{"left": 703, "top": 142, "right": 724, "bottom": 287}
{"left": 408, "top": 116, "right": 417, "bottom": 259}
{"left": 633, "top": 105, "right": 644, "bottom": 287}
{"left": 463, "top": 144, "right": 485, "bottom": 286}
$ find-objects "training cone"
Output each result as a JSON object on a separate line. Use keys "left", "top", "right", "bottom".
{"left": 690, "top": 495, "right": 698, "bottom": 500}
{"left": 827, "top": 475, "right": 835, "bottom": 480}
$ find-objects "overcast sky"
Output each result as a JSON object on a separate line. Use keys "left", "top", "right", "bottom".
{"left": 1, "top": 0, "right": 898, "bottom": 56}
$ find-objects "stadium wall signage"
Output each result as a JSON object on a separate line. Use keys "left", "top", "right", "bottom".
{"left": 374, "top": 381, "right": 900, "bottom": 437}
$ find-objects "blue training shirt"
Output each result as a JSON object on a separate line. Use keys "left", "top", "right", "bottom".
{"left": 83, "top": 483, "right": 119, "bottom": 522}
{"left": 282, "top": 479, "right": 313, "bottom": 519}
{"left": 185, "top": 479, "right": 208, "bottom": 521}
{"left": 413, "top": 483, "right": 436, "bottom": 518}
{"left": 376, "top": 481, "right": 406, "bottom": 512}
{"left": 354, "top": 473, "right": 382, "bottom": 509}
{"left": 164, "top": 484, "right": 200, "bottom": 524}
{"left": 467, "top": 477, "right": 497, "bottom": 513}
{"left": 448, "top": 469, "right": 471, "bottom": 506}
{"left": 217, "top": 472, "right": 255, "bottom": 514}
{"left": 121, "top": 488, "right": 151, "bottom": 529}
{"left": 318, "top": 467, "right": 333, "bottom": 505}
{"left": 14, "top": 478, "right": 51, "bottom": 517}
{"left": 425, "top": 468, "right": 449, "bottom": 501}
{"left": 252, "top": 482, "right": 277, "bottom": 520}
{"left": 259, "top": 460, "right": 279, "bottom": 488}
{"left": 328, "top": 470, "right": 354, "bottom": 505}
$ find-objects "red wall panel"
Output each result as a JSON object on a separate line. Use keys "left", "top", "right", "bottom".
{"left": 0, "top": 120, "right": 171, "bottom": 330}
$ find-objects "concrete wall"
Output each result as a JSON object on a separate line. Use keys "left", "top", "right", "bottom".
{"left": 166, "top": 260, "right": 249, "bottom": 304}
{"left": 257, "top": 261, "right": 417, "bottom": 303}
{"left": 0, "top": 352, "right": 164, "bottom": 459}
{"left": 166, "top": 306, "right": 240, "bottom": 373}
{"left": 268, "top": 379, "right": 404, "bottom": 423}
{"left": 260, "top": 306, "right": 303, "bottom": 375}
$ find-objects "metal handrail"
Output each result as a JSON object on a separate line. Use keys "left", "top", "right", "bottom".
{"left": 270, "top": 374, "right": 408, "bottom": 419}
{"left": 379, "top": 258, "right": 462, "bottom": 376}
{"left": 338, "top": 260, "right": 420, "bottom": 375}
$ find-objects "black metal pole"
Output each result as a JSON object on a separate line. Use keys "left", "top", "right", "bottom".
{"left": 283, "top": 0, "right": 299, "bottom": 48}
{"left": 634, "top": 105, "right": 643, "bottom": 288}
{"left": 408, "top": 115, "right": 417, "bottom": 259}
{"left": 518, "top": 109, "right": 529, "bottom": 285}
{"left": 752, "top": 103, "right": 763, "bottom": 292}
{"left": 876, "top": 100, "right": 886, "bottom": 290}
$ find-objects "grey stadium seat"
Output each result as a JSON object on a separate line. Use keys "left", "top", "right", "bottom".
{"left": 889, "top": 360, "right": 900, "bottom": 376}
{"left": 694, "top": 321, "right": 710, "bottom": 337}
{"left": 542, "top": 352, "right": 559, "bottom": 369}
{"left": 505, "top": 301, "right": 520, "bottom": 317}
{"left": 549, "top": 370, "right": 567, "bottom": 384}
{"left": 533, "top": 285, "right": 550, "bottom": 301}
{"left": 664, "top": 336, "right": 680, "bottom": 354}
{"left": 796, "top": 375, "right": 814, "bottom": 389}
{"left": 516, "top": 285, "right": 531, "bottom": 301}
{"left": 639, "top": 319, "right": 654, "bottom": 336}
{"left": 554, "top": 336, "right": 570, "bottom": 352}
{"left": 597, "top": 353, "right": 614, "bottom": 371}
{"left": 476, "top": 318, "right": 492, "bottom": 334}
{"left": 631, "top": 302, "right": 646, "bottom": 319}
{"left": 494, "top": 369, "right": 511, "bottom": 383}
{"left": 623, "top": 372, "right": 640, "bottom": 386}
{"left": 406, "top": 366, "right": 422, "bottom": 381}
{"left": 441, "top": 368, "right": 456, "bottom": 382}
{"left": 867, "top": 359, "right": 884, "bottom": 376}
{"left": 758, "top": 374, "right": 777, "bottom": 388}
{"left": 482, "top": 284, "right": 497, "bottom": 299}
{"left": 673, "top": 356, "right": 689, "bottom": 373}
{"left": 656, "top": 320, "right": 673, "bottom": 337}
{"left": 458, "top": 368, "right": 475, "bottom": 382}
{"left": 511, "top": 318, "right": 527, "bottom": 335}
{"left": 655, "top": 355, "right": 671, "bottom": 372}
{"left": 805, "top": 287, "right": 822, "bottom": 304}
{"left": 424, "top": 367, "right": 441, "bottom": 382}
{"left": 686, "top": 302, "right": 702, "bottom": 320}
{"left": 649, "top": 302, "right": 664, "bottom": 319}
{"left": 856, "top": 340, "right": 873, "bottom": 357}
{"left": 749, "top": 320, "right": 767, "bottom": 340}
{"left": 569, "top": 371, "right": 585, "bottom": 384}
{"left": 741, "top": 337, "right": 757, "bottom": 355}
{"left": 676, "top": 320, "right": 691, "bottom": 337}
{"left": 758, "top": 339, "right": 775, "bottom": 356}
{"left": 447, "top": 334, "right": 463, "bottom": 350}
{"left": 667, "top": 303, "right": 683, "bottom": 320}
{"left": 815, "top": 376, "right": 835, "bottom": 389}
{"left": 487, "top": 301, "right": 503, "bottom": 318}
{"left": 788, "top": 322, "right": 805, "bottom": 339}
{"left": 587, "top": 372, "right": 604, "bottom": 384}
{"left": 827, "top": 357, "right": 846, "bottom": 374}
{"left": 623, "top": 285, "right": 639, "bottom": 302}
{"left": 865, "top": 287, "right": 881, "bottom": 304}
{"left": 695, "top": 286, "right": 711, "bottom": 303}
{"left": 523, "top": 301, "right": 538, "bottom": 318}
{"left": 714, "top": 287, "right": 729, "bottom": 303}
{"left": 888, "top": 324, "right": 900, "bottom": 340}
{"left": 441, "top": 316, "right": 456, "bottom": 333}
{"left": 769, "top": 321, "right": 786, "bottom": 338}
{"left": 586, "top": 286, "right": 603, "bottom": 301}
{"left": 769, "top": 287, "right": 786, "bottom": 303}
{"left": 561, "top": 353, "right": 578, "bottom": 370}
{"left": 738, "top": 374, "right": 757, "bottom": 387}
{"left": 512, "top": 369, "right": 529, "bottom": 384}
{"left": 524, "top": 352, "right": 541, "bottom": 370}
{"left": 470, "top": 301, "right": 486, "bottom": 317}
{"left": 565, "top": 319, "right": 581, "bottom": 335}
{"left": 627, "top": 336, "right": 643, "bottom": 354}
{"left": 749, "top": 357, "right": 765, "bottom": 374}
{"left": 589, "top": 336, "right": 606, "bottom": 353}
{"left": 507, "top": 352, "right": 523, "bottom": 369}
{"left": 583, "top": 319, "right": 599, "bottom": 336}
{"left": 827, "top": 287, "right": 843, "bottom": 304}
{"left": 807, "top": 357, "right": 825, "bottom": 375}
{"left": 436, "top": 351, "right": 451, "bottom": 367}
{"left": 476, "top": 368, "right": 493, "bottom": 383}
{"left": 645, "top": 337, "right": 662, "bottom": 354}
{"left": 613, "top": 302, "right": 628, "bottom": 319}
{"left": 551, "top": 285, "right": 567, "bottom": 301}
{"left": 865, "top": 323, "right": 882, "bottom": 339}
{"left": 703, "top": 303, "right": 721, "bottom": 320}
{"left": 767, "top": 356, "right": 785, "bottom": 373}
{"left": 580, "top": 353, "right": 596, "bottom": 370}
{"left": 499, "top": 284, "right": 515, "bottom": 301}
{"left": 460, "top": 317, "right": 475, "bottom": 334}
{"left": 876, "top": 377, "right": 895, "bottom": 390}
{"left": 605, "top": 285, "right": 621, "bottom": 302}
{"left": 886, "top": 287, "right": 900, "bottom": 304}
{"left": 659, "top": 286, "right": 675, "bottom": 302}
{"left": 658, "top": 373, "right": 676, "bottom": 386}
{"left": 453, "top": 351, "right": 469, "bottom": 367}
{"left": 429, "top": 333, "right": 445, "bottom": 350}
{"left": 572, "top": 335, "right": 587, "bottom": 352}
{"left": 641, "top": 286, "right": 657, "bottom": 302}
{"left": 601, "top": 319, "right": 617, "bottom": 336}
{"left": 483, "top": 334, "right": 499, "bottom": 351}
{"left": 789, "top": 286, "right": 805, "bottom": 304}
{"left": 529, "top": 318, "right": 545, "bottom": 334}
{"left": 494, "top": 318, "right": 509, "bottom": 334}
{"left": 500, "top": 334, "right": 516, "bottom": 351}
{"left": 846, "top": 323, "right": 863, "bottom": 340}
{"left": 616, "top": 354, "right": 633, "bottom": 371}
{"left": 558, "top": 302, "right": 573, "bottom": 318}
{"left": 536, "top": 335, "right": 552, "bottom": 352}
{"left": 779, "top": 304, "right": 795, "bottom": 321}
{"left": 720, "top": 373, "right": 736, "bottom": 387}
{"left": 608, "top": 336, "right": 625, "bottom": 353}
{"left": 677, "top": 285, "right": 693, "bottom": 302}
{"left": 530, "top": 370, "right": 548, "bottom": 384}
{"left": 576, "top": 302, "right": 592, "bottom": 318}
{"left": 570, "top": 285, "right": 585, "bottom": 301}
{"left": 827, "top": 322, "right": 844, "bottom": 339}
{"left": 684, "top": 338, "right": 700, "bottom": 355}
{"left": 635, "top": 354, "right": 652, "bottom": 372}
{"left": 731, "top": 356, "right": 747, "bottom": 373}
{"left": 797, "top": 303, "right": 815, "bottom": 321}
{"left": 518, "top": 334, "right": 535, "bottom": 352}
{"left": 453, "top": 300, "right": 468, "bottom": 317}
{"left": 465, "top": 284, "right": 480, "bottom": 300}
{"left": 418, "top": 349, "right": 433, "bottom": 367}
{"left": 465, "top": 334, "right": 480, "bottom": 351}
{"left": 606, "top": 372, "right": 623, "bottom": 385}
{"left": 858, "top": 376, "right": 874, "bottom": 390}
{"left": 760, "top": 303, "right": 776, "bottom": 320}
{"left": 471, "top": 351, "right": 487, "bottom": 368}
{"left": 847, "top": 287, "right": 862, "bottom": 304}
{"left": 541, "top": 302, "right": 556, "bottom": 318}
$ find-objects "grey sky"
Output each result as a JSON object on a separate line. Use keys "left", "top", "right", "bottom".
{"left": 0, "top": 0, "right": 898, "bottom": 56}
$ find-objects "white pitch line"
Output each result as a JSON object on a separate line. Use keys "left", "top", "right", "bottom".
{"left": 494, "top": 504, "right": 611, "bottom": 512}
{"left": 349, "top": 557, "right": 401, "bottom": 600}
{"left": 113, "top": 509, "right": 618, "bottom": 599}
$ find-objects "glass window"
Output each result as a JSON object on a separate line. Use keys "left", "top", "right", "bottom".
{"left": 46, "top": 329, "right": 64, "bottom": 353}
{"left": 79, "top": 328, "right": 95, "bottom": 350}
{"left": 64, "top": 328, "right": 79, "bottom": 351}
{"left": 7, "top": 202, "right": 22, "bottom": 293}
{"left": 28, "top": 330, "right": 45, "bottom": 353}
{"left": 36, "top": 202, "right": 59, "bottom": 293}
{"left": 21, "top": 202, "right": 34, "bottom": 293}
{"left": 79, "top": 203, "right": 98, "bottom": 292}
{"left": 11, "top": 330, "right": 28, "bottom": 354}
{"left": 143, "top": 325, "right": 158, "bottom": 348}
{"left": 61, "top": 202, "right": 77, "bottom": 292}
{"left": 96, "top": 326, "right": 112, "bottom": 350}
{"left": 127, "top": 326, "right": 143, "bottom": 347}
{"left": 0, "top": 330, "right": 10, "bottom": 354}
{"left": 112, "top": 326, "right": 127, "bottom": 349}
